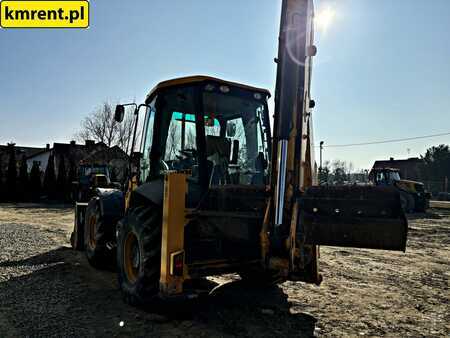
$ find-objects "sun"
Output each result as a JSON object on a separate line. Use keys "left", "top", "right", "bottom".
{"left": 315, "top": 5, "right": 336, "bottom": 33}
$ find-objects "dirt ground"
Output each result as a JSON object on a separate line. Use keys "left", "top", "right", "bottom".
{"left": 0, "top": 204, "right": 448, "bottom": 337}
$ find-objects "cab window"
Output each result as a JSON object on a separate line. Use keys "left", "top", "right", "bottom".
{"left": 140, "top": 102, "right": 156, "bottom": 182}
{"left": 164, "top": 112, "right": 198, "bottom": 170}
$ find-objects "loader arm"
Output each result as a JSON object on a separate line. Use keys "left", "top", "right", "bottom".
{"left": 267, "top": 0, "right": 408, "bottom": 283}
{"left": 272, "top": 0, "right": 315, "bottom": 227}
{"left": 270, "top": 0, "right": 316, "bottom": 246}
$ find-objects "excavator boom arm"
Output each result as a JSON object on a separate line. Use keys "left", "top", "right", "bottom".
{"left": 268, "top": 0, "right": 408, "bottom": 283}
{"left": 272, "top": 0, "right": 315, "bottom": 231}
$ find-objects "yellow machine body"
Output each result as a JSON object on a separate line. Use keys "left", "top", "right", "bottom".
{"left": 101, "top": 0, "right": 408, "bottom": 304}
{"left": 159, "top": 172, "right": 188, "bottom": 295}
{"left": 396, "top": 179, "right": 421, "bottom": 193}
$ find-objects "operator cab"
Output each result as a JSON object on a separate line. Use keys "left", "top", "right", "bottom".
{"left": 79, "top": 164, "right": 110, "bottom": 178}
{"left": 139, "top": 76, "right": 272, "bottom": 192}
{"left": 370, "top": 168, "right": 401, "bottom": 186}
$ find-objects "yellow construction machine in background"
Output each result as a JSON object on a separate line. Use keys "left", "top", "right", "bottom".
{"left": 370, "top": 167, "right": 430, "bottom": 213}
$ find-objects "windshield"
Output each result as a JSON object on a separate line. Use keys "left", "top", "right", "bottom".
{"left": 141, "top": 83, "right": 271, "bottom": 186}
{"left": 375, "top": 170, "right": 401, "bottom": 184}
{"left": 80, "top": 165, "right": 108, "bottom": 177}
{"left": 389, "top": 171, "right": 401, "bottom": 181}
{"left": 203, "top": 87, "right": 270, "bottom": 185}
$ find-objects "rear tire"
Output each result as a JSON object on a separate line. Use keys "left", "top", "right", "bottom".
{"left": 400, "top": 192, "right": 415, "bottom": 213}
{"left": 415, "top": 197, "right": 427, "bottom": 212}
{"left": 117, "top": 205, "right": 162, "bottom": 306}
{"left": 71, "top": 205, "right": 85, "bottom": 250}
{"left": 400, "top": 192, "right": 415, "bottom": 214}
{"left": 70, "top": 228, "right": 84, "bottom": 251}
{"left": 84, "top": 198, "right": 112, "bottom": 269}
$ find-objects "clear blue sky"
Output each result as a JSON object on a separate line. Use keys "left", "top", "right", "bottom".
{"left": 0, "top": 0, "right": 449, "bottom": 169}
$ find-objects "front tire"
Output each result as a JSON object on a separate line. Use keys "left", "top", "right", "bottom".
{"left": 117, "top": 205, "right": 162, "bottom": 306}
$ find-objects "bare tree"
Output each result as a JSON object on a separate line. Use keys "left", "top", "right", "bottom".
{"left": 77, "top": 102, "right": 115, "bottom": 147}
{"left": 76, "top": 102, "right": 137, "bottom": 153}
{"left": 329, "top": 160, "right": 356, "bottom": 184}
{"left": 166, "top": 123, "right": 179, "bottom": 160}
{"left": 186, "top": 128, "right": 196, "bottom": 149}
{"left": 319, "top": 160, "right": 331, "bottom": 184}
{"left": 231, "top": 121, "right": 248, "bottom": 167}
{"left": 331, "top": 160, "right": 347, "bottom": 184}
{"left": 347, "top": 162, "right": 354, "bottom": 177}
{"left": 116, "top": 112, "right": 137, "bottom": 153}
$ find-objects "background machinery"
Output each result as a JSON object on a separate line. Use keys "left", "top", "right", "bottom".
{"left": 72, "top": 163, "right": 114, "bottom": 202}
{"left": 71, "top": 0, "right": 408, "bottom": 305}
{"left": 70, "top": 163, "right": 121, "bottom": 251}
{"left": 369, "top": 167, "right": 430, "bottom": 213}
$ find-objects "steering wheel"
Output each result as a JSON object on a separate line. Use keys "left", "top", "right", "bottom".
{"left": 159, "top": 159, "right": 169, "bottom": 171}
{"left": 176, "top": 148, "right": 197, "bottom": 160}
{"left": 181, "top": 148, "right": 197, "bottom": 156}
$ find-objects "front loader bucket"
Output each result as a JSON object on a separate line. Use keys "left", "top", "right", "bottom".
{"left": 299, "top": 186, "right": 408, "bottom": 251}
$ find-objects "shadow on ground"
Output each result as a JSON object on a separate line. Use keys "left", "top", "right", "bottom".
{"left": 0, "top": 247, "right": 316, "bottom": 337}
{"left": 0, "top": 203, "right": 73, "bottom": 211}
{"left": 0, "top": 247, "right": 71, "bottom": 268}
{"left": 196, "top": 281, "right": 317, "bottom": 336}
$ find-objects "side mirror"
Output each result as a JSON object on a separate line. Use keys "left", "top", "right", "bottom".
{"left": 226, "top": 122, "right": 236, "bottom": 138}
{"left": 307, "top": 45, "right": 317, "bottom": 57}
{"left": 114, "top": 105, "right": 125, "bottom": 122}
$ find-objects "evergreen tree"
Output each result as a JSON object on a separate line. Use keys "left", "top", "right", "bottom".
{"left": 30, "top": 161, "right": 42, "bottom": 202}
{"left": 56, "top": 156, "right": 67, "bottom": 201}
{"left": 43, "top": 154, "right": 57, "bottom": 200}
{"left": 421, "top": 144, "right": 450, "bottom": 181}
{"left": 6, "top": 143, "right": 17, "bottom": 201}
{"left": 67, "top": 160, "right": 77, "bottom": 201}
{"left": 18, "top": 155, "right": 29, "bottom": 201}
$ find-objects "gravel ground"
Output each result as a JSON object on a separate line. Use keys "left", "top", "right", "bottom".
{"left": 0, "top": 203, "right": 448, "bottom": 337}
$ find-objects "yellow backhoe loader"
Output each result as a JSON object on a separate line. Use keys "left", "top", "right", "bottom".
{"left": 369, "top": 167, "right": 430, "bottom": 213}
{"left": 72, "top": 0, "right": 408, "bottom": 305}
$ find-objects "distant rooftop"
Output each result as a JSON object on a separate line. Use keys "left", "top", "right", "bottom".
{"left": 372, "top": 157, "right": 422, "bottom": 168}
{"left": 0, "top": 144, "right": 45, "bottom": 159}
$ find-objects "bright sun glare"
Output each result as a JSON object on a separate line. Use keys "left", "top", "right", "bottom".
{"left": 315, "top": 5, "right": 336, "bottom": 33}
